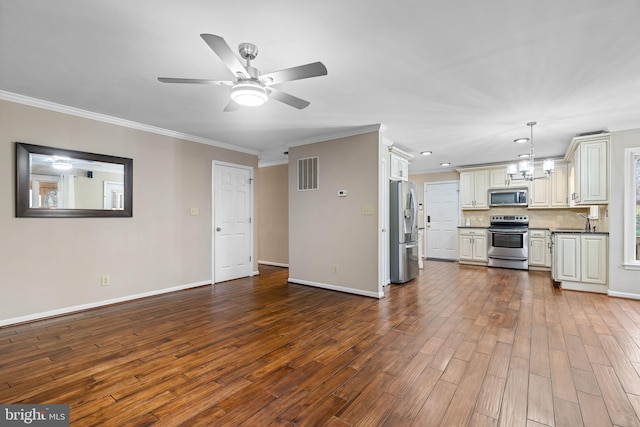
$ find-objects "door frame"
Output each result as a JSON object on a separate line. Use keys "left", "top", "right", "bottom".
{"left": 424, "top": 180, "right": 460, "bottom": 260}
{"left": 379, "top": 157, "right": 389, "bottom": 290}
{"left": 212, "top": 160, "right": 255, "bottom": 285}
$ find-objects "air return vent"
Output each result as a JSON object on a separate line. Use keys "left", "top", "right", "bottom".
{"left": 297, "top": 156, "right": 319, "bottom": 191}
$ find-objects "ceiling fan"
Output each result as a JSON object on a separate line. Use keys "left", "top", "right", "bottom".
{"left": 158, "top": 34, "right": 327, "bottom": 111}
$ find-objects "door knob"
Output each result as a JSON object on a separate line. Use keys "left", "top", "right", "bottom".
{"left": 216, "top": 227, "right": 221, "bottom": 232}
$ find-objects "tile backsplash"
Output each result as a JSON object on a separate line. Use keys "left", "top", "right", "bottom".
{"left": 462, "top": 205, "right": 609, "bottom": 231}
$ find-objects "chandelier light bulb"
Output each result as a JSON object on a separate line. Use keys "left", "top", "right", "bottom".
{"left": 507, "top": 121, "right": 554, "bottom": 182}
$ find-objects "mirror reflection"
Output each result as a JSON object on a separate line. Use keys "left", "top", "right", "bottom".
{"left": 29, "top": 153, "right": 125, "bottom": 210}
{"left": 16, "top": 143, "right": 133, "bottom": 218}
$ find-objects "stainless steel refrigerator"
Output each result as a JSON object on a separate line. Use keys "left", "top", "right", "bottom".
{"left": 390, "top": 180, "right": 419, "bottom": 283}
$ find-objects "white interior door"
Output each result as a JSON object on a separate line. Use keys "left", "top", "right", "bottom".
{"left": 425, "top": 182, "right": 459, "bottom": 260}
{"left": 213, "top": 163, "right": 252, "bottom": 283}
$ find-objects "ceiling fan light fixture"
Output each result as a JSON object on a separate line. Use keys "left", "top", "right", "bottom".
{"left": 52, "top": 161, "right": 72, "bottom": 170}
{"left": 230, "top": 81, "right": 268, "bottom": 107}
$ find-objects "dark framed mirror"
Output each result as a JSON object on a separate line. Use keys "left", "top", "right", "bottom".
{"left": 15, "top": 142, "right": 133, "bottom": 218}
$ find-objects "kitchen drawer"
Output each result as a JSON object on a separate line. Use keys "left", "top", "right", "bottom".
{"left": 529, "top": 229, "right": 547, "bottom": 238}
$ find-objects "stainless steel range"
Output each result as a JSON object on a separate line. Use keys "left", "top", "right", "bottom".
{"left": 487, "top": 215, "right": 529, "bottom": 270}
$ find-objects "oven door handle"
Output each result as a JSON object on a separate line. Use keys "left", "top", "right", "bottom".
{"left": 488, "top": 229, "right": 528, "bottom": 234}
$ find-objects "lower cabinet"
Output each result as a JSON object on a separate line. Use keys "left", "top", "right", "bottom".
{"left": 529, "top": 229, "right": 551, "bottom": 269}
{"left": 459, "top": 228, "right": 487, "bottom": 265}
{"left": 553, "top": 233, "right": 608, "bottom": 293}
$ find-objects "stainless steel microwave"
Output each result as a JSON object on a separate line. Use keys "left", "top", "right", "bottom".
{"left": 489, "top": 188, "right": 528, "bottom": 206}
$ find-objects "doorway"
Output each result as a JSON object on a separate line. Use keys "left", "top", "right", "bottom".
{"left": 212, "top": 162, "right": 253, "bottom": 283}
{"left": 424, "top": 181, "right": 460, "bottom": 260}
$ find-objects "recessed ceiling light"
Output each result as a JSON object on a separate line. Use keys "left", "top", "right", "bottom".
{"left": 440, "top": 162, "right": 451, "bottom": 167}
{"left": 514, "top": 138, "right": 529, "bottom": 144}
{"left": 420, "top": 151, "right": 433, "bottom": 156}
{"left": 518, "top": 154, "right": 530, "bottom": 158}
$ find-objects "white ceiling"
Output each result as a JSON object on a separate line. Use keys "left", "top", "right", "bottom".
{"left": 2, "top": 1, "right": 640, "bottom": 172}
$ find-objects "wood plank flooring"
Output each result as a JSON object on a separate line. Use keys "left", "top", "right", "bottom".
{"left": 2, "top": 261, "right": 640, "bottom": 426}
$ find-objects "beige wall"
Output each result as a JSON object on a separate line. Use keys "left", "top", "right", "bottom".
{"left": 609, "top": 129, "right": 640, "bottom": 296}
{"left": 258, "top": 164, "right": 288, "bottom": 266}
{"left": 74, "top": 170, "right": 123, "bottom": 209}
{"left": 288, "top": 132, "right": 381, "bottom": 297}
{"left": 0, "top": 99, "right": 258, "bottom": 324}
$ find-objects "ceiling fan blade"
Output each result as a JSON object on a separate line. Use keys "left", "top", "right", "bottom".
{"left": 158, "top": 77, "right": 233, "bottom": 85}
{"left": 260, "top": 62, "right": 327, "bottom": 85}
{"left": 223, "top": 100, "right": 240, "bottom": 112}
{"left": 268, "top": 88, "right": 311, "bottom": 110}
{"left": 200, "top": 34, "right": 250, "bottom": 79}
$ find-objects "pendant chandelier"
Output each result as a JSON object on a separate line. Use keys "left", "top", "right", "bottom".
{"left": 507, "top": 121, "right": 554, "bottom": 181}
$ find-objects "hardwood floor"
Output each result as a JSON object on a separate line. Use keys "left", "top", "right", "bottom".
{"left": 2, "top": 261, "right": 640, "bottom": 426}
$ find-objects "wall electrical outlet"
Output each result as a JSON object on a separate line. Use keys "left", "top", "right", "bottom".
{"left": 101, "top": 275, "right": 110, "bottom": 287}
{"left": 332, "top": 265, "right": 339, "bottom": 274}
{"left": 190, "top": 207, "right": 199, "bottom": 216}
{"left": 362, "top": 205, "right": 374, "bottom": 215}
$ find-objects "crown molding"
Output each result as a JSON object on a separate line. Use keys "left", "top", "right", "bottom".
{"left": 0, "top": 90, "right": 259, "bottom": 156}
{"left": 286, "top": 124, "right": 384, "bottom": 148}
{"left": 258, "top": 159, "right": 289, "bottom": 168}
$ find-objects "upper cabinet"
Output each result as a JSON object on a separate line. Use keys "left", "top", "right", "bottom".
{"left": 565, "top": 133, "right": 609, "bottom": 205}
{"left": 389, "top": 146, "right": 412, "bottom": 181}
{"left": 550, "top": 163, "right": 568, "bottom": 207}
{"left": 489, "top": 168, "right": 515, "bottom": 188}
{"left": 527, "top": 162, "right": 568, "bottom": 209}
{"left": 460, "top": 170, "right": 489, "bottom": 209}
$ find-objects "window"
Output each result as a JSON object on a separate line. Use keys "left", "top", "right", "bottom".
{"left": 624, "top": 147, "right": 640, "bottom": 268}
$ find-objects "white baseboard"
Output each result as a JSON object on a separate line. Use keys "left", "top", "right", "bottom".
{"left": 288, "top": 277, "right": 384, "bottom": 299}
{"left": 608, "top": 290, "right": 640, "bottom": 300}
{"left": 258, "top": 260, "right": 289, "bottom": 268}
{"left": 0, "top": 280, "right": 210, "bottom": 327}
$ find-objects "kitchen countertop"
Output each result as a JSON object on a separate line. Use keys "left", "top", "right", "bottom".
{"left": 549, "top": 228, "right": 609, "bottom": 235}
{"left": 457, "top": 226, "right": 488, "bottom": 229}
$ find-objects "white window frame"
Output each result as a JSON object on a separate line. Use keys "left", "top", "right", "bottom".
{"left": 623, "top": 147, "right": 640, "bottom": 270}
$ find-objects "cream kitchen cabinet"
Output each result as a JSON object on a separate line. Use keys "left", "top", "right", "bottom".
{"left": 553, "top": 232, "right": 608, "bottom": 293}
{"left": 550, "top": 163, "right": 568, "bottom": 207}
{"left": 565, "top": 134, "right": 609, "bottom": 205}
{"left": 527, "top": 162, "right": 568, "bottom": 209}
{"left": 529, "top": 229, "right": 551, "bottom": 269}
{"left": 389, "top": 146, "right": 412, "bottom": 181}
{"left": 489, "top": 168, "right": 516, "bottom": 188}
{"left": 390, "top": 153, "right": 409, "bottom": 181}
{"left": 528, "top": 164, "right": 551, "bottom": 208}
{"left": 460, "top": 170, "right": 489, "bottom": 209}
{"left": 459, "top": 228, "right": 487, "bottom": 265}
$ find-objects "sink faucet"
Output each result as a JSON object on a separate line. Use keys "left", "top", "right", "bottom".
{"left": 577, "top": 213, "right": 591, "bottom": 232}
